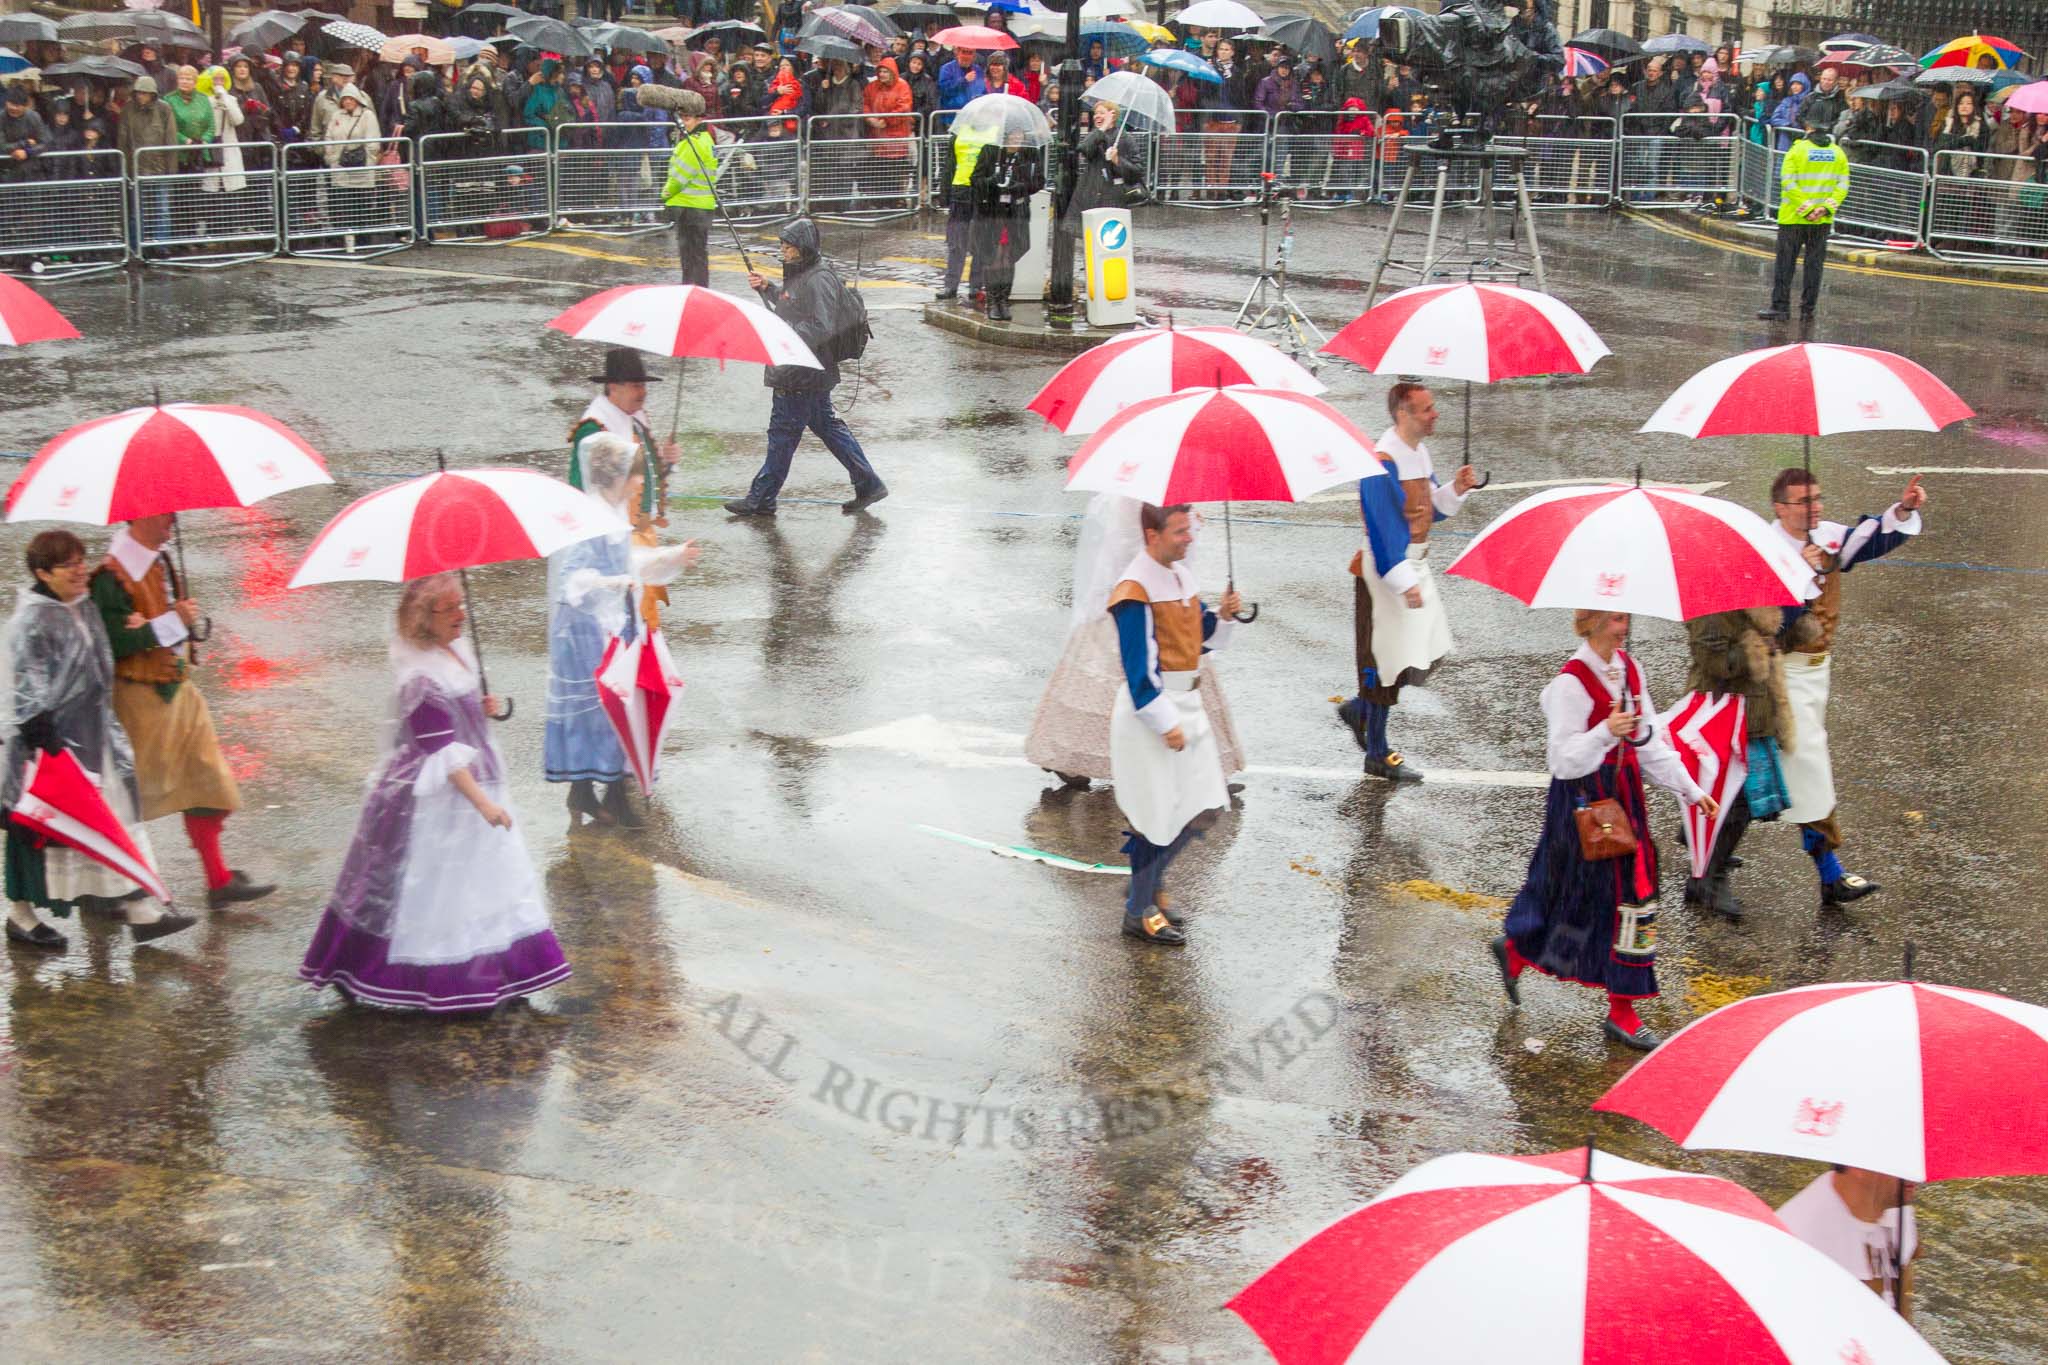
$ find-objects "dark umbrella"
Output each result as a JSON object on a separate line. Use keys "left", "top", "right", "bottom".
{"left": 594, "top": 28, "right": 671, "bottom": 57}
{"left": 569, "top": 15, "right": 611, "bottom": 29}
{"left": 797, "top": 33, "right": 865, "bottom": 64}
{"left": 0, "top": 14, "right": 59, "bottom": 46}
{"left": 686, "top": 20, "right": 767, "bottom": 49}
{"left": 827, "top": 5, "right": 903, "bottom": 40}
{"left": 1843, "top": 43, "right": 1917, "bottom": 69}
{"left": 131, "top": 12, "right": 207, "bottom": 46}
{"left": 43, "top": 56, "right": 150, "bottom": 80}
{"left": 885, "top": 3, "right": 957, "bottom": 24}
{"left": 457, "top": 2, "right": 526, "bottom": 35}
{"left": 1765, "top": 45, "right": 1819, "bottom": 68}
{"left": 1568, "top": 27, "right": 1642, "bottom": 59}
{"left": 229, "top": 11, "right": 311, "bottom": 52}
{"left": 56, "top": 13, "right": 146, "bottom": 41}
{"left": 1259, "top": 14, "right": 1337, "bottom": 67}
{"left": 505, "top": 15, "right": 599, "bottom": 58}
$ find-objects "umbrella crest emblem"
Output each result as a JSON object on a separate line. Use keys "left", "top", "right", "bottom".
{"left": 1595, "top": 572, "right": 1626, "bottom": 597}
{"left": 53, "top": 486, "right": 78, "bottom": 509}
{"left": 343, "top": 545, "right": 370, "bottom": 569}
{"left": 1793, "top": 1097, "right": 1844, "bottom": 1137}
{"left": 1839, "top": 1342, "right": 1875, "bottom": 1365}
{"left": 1313, "top": 452, "right": 1336, "bottom": 474}
{"left": 622, "top": 320, "right": 646, "bottom": 337}
{"left": 1115, "top": 461, "right": 1139, "bottom": 483}
{"left": 554, "top": 510, "right": 582, "bottom": 531}
{"left": 1425, "top": 345, "right": 1449, "bottom": 366}
{"left": 256, "top": 460, "right": 281, "bottom": 482}
{"left": 1857, "top": 399, "right": 1882, "bottom": 420}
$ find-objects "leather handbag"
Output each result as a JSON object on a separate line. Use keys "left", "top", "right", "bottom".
{"left": 1575, "top": 798, "right": 1638, "bottom": 862}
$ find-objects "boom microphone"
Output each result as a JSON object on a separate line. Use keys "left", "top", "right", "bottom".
{"left": 630, "top": 85, "right": 694, "bottom": 112}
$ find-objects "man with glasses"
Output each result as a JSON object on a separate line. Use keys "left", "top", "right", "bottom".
{"left": 1765, "top": 467, "right": 1928, "bottom": 909}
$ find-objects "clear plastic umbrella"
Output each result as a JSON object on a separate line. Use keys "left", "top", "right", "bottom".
{"left": 954, "top": 91, "right": 1054, "bottom": 147}
{"left": 1082, "top": 69, "right": 1175, "bottom": 132}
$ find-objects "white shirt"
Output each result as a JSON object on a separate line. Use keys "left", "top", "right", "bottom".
{"left": 1771, "top": 504, "right": 1919, "bottom": 586}
{"left": 105, "top": 528, "right": 189, "bottom": 650}
{"left": 1375, "top": 426, "right": 1467, "bottom": 522}
{"left": 1539, "top": 643, "right": 1704, "bottom": 802}
{"left": 1776, "top": 1172, "right": 1918, "bottom": 1306}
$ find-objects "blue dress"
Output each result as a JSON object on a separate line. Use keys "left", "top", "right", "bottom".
{"left": 543, "top": 529, "right": 636, "bottom": 784}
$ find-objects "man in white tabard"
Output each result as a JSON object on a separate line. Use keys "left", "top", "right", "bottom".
{"left": 1107, "top": 503, "right": 1243, "bottom": 946}
{"left": 1777, "top": 1165, "right": 1920, "bottom": 1319}
{"left": 1767, "top": 466, "right": 1926, "bottom": 908}
{"left": 1335, "top": 381, "right": 1478, "bottom": 781}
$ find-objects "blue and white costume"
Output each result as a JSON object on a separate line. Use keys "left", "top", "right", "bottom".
{"left": 1107, "top": 550, "right": 1231, "bottom": 932}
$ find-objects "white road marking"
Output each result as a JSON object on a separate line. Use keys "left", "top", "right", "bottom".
{"left": 1865, "top": 466, "right": 2048, "bottom": 476}
{"left": 819, "top": 716, "right": 1549, "bottom": 789}
{"left": 1303, "top": 477, "right": 1725, "bottom": 504}
{"left": 200, "top": 1260, "right": 278, "bottom": 1273}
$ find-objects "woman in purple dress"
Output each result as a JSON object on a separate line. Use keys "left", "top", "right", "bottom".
{"left": 300, "top": 574, "right": 568, "bottom": 1012}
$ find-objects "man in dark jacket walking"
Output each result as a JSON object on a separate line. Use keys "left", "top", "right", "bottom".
{"left": 726, "top": 219, "right": 889, "bottom": 517}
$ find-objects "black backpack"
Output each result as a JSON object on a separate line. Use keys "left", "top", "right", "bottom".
{"left": 818, "top": 264, "right": 872, "bottom": 364}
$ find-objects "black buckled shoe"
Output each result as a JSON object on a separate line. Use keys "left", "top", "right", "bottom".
{"left": 1603, "top": 1016, "right": 1660, "bottom": 1050}
{"left": 6, "top": 918, "right": 68, "bottom": 951}
{"left": 1121, "top": 909, "right": 1186, "bottom": 946}
{"left": 1154, "top": 895, "right": 1185, "bottom": 928}
{"left": 1335, "top": 697, "right": 1368, "bottom": 752}
{"left": 1363, "top": 752, "right": 1421, "bottom": 783}
{"left": 1489, "top": 935, "right": 1521, "bottom": 1006}
{"left": 130, "top": 910, "right": 198, "bottom": 944}
{"left": 208, "top": 871, "right": 276, "bottom": 910}
{"left": 1755, "top": 308, "right": 1789, "bottom": 321}
{"left": 723, "top": 499, "right": 775, "bottom": 517}
{"left": 1822, "top": 873, "right": 1880, "bottom": 908}
{"left": 601, "top": 781, "right": 647, "bottom": 831}
{"left": 841, "top": 483, "right": 889, "bottom": 514}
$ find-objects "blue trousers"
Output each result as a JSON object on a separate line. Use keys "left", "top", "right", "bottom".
{"left": 1124, "top": 825, "right": 1196, "bottom": 919}
{"left": 745, "top": 387, "right": 881, "bottom": 509}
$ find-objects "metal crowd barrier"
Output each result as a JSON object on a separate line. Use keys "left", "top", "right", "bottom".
{"left": 0, "top": 150, "right": 130, "bottom": 278}
{"left": 925, "top": 109, "right": 958, "bottom": 207}
{"left": 715, "top": 114, "right": 804, "bottom": 222}
{"left": 805, "top": 113, "right": 920, "bottom": 223}
{"left": 1149, "top": 109, "right": 1269, "bottom": 206}
{"left": 554, "top": 120, "right": 679, "bottom": 235}
{"left": 1835, "top": 142, "right": 1931, "bottom": 248}
{"left": 1737, "top": 120, "right": 1785, "bottom": 222}
{"left": 1618, "top": 112, "right": 1740, "bottom": 206}
{"left": 417, "top": 128, "right": 552, "bottom": 244}
{"left": 1927, "top": 150, "right": 2048, "bottom": 265}
{"left": 1269, "top": 112, "right": 1372, "bottom": 207}
{"left": 132, "top": 140, "right": 280, "bottom": 267}
{"left": 1502, "top": 117, "right": 1616, "bottom": 209}
{"left": 283, "top": 137, "right": 415, "bottom": 258}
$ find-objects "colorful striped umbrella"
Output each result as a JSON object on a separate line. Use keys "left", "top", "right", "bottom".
{"left": 1919, "top": 31, "right": 2028, "bottom": 70}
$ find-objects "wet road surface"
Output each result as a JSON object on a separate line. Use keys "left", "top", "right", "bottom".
{"left": 3, "top": 205, "right": 2046, "bottom": 1362}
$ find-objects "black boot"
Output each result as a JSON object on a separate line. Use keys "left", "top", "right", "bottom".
{"left": 602, "top": 780, "right": 646, "bottom": 830}
{"left": 567, "top": 780, "right": 606, "bottom": 823}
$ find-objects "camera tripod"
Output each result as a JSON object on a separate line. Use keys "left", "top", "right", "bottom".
{"left": 1233, "top": 174, "right": 1325, "bottom": 363}
{"left": 1361, "top": 131, "right": 1547, "bottom": 311}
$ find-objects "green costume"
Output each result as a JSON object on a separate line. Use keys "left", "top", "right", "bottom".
{"left": 567, "top": 393, "right": 663, "bottom": 522}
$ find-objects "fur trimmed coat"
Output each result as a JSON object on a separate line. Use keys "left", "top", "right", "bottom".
{"left": 1685, "top": 606, "right": 1811, "bottom": 750}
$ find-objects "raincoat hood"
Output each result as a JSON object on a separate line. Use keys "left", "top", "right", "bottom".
{"left": 409, "top": 70, "right": 439, "bottom": 100}
{"left": 778, "top": 217, "right": 821, "bottom": 268}
{"left": 1788, "top": 72, "right": 1810, "bottom": 95}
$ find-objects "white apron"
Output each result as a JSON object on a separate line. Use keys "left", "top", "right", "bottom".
{"left": 1780, "top": 650, "right": 1835, "bottom": 823}
{"left": 1361, "top": 541, "right": 1453, "bottom": 683}
{"left": 1110, "top": 671, "right": 1228, "bottom": 845}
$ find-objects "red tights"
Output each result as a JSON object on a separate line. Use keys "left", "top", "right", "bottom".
{"left": 183, "top": 811, "right": 231, "bottom": 891}
{"left": 1502, "top": 939, "right": 1644, "bottom": 1033}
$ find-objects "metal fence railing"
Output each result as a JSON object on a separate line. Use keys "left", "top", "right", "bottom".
{"left": 1149, "top": 109, "right": 1268, "bottom": 206}
{"left": 10, "top": 115, "right": 2045, "bottom": 278}
{"left": 417, "top": 128, "right": 552, "bottom": 243}
{"left": 0, "top": 150, "right": 130, "bottom": 278}
{"left": 1269, "top": 112, "right": 1372, "bottom": 207}
{"left": 553, "top": 120, "right": 678, "bottom": 235}
{"left": 282, "top": 137, "right": 415, "bottom": 258}
{"left": 805, "top": 113, "right": 920, "bottom": 222}
{"left": 1835, "top": 142, "right": 1931, "bottom": 249}
{"left": 1618, "top": 113, "right": 1740, "bottom": 206}
{"left": 716, "top": 115, "right": 804, "bottom": 222}
{"left": 132, "top": 140, "right": 280, "bottom": 267}
{"left": 1927, "top": 150, "right": 2048, "bottom": 265}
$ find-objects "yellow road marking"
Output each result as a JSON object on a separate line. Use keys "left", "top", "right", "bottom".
{"left": 1624, "top": 209, "right": 2048, "bottom": 295}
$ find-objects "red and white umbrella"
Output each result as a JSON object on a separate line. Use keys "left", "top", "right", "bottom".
{"left": 11, "top": 748, "right": 171, "bottom": 905}
{"left": 0, "top": 275, "right": 81, "bottom": 348}
{"left": 1064, "top": 388, "right": 1384, "bottom": 504}
{"left": 1028, "top": 326, "right": 1324, "bottom": 434}
{"left": 596, "top": 628, "right": 685, "bottom": 798}
{"left": 1321, "top": 282, "right": 1610, "bottom": 383}
{"left": 1227, "top": 1147, "right": 1944, "bottom": 1365}
{"left": 288, "top": 467, "right": 627, "bottom": 587}
{"left": 5, "top": 401, "right": 330, "bottom": 525}
{"left": 1595, "top": 980, "right": 2048, "bottom": 1182}
{"left": 1445, "top": 482, "right": 1815, "bottom": 620}
{"left": 1640, "top": 344, "right": 1973, "bottom": 440}
{"left": 1662, "top": 691, "right": 1748, "bottom": 879}
{"left": 545, "top": 284, "right": 821, "bottom": 369}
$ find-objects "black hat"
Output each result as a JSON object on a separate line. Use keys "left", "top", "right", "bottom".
{"left": 588, "top": 347, "right": 660, "bottom": 386}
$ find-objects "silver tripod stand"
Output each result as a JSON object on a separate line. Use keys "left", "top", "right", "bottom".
{"left": 1361, "top": 132, "right": 1547, "bottom": 312}
{"left": 1233, "top": 172, "right": 1325, "bottom": 363}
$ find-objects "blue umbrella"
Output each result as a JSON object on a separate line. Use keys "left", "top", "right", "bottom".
{"left": 984, "top": 0, "right": 1030, "bottom": 13}
{"left": 1079, "top": 20, "right": 1149, "bottom": 58}
{"left": 0, "top": 46, "right": 30, "bottom": 75}
{"left": 1342, "top": 6, "right": 1419, "bottom": 45}
{"left": 1141, "top": 47, "right": 1222, "bottom": 82}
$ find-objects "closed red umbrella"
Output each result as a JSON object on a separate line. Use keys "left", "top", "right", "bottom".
{"left": 595, "top": 629, "right": 685, "bottom": 798}
{"left": 11, "top": 747, "right": 171, "bottom": 905}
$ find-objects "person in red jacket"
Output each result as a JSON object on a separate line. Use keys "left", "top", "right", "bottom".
{"left": 1333, "top": 96, "right": 1375, "bottom": 203}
